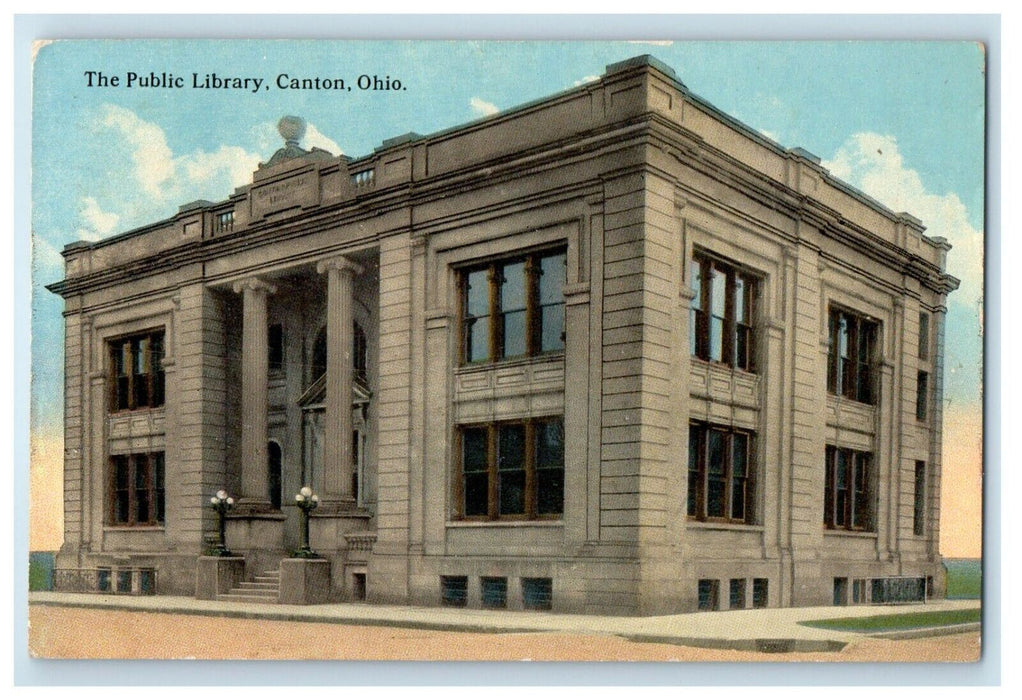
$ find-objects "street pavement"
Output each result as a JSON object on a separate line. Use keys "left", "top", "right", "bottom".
{"left": 28, "top": 592, "right": 980, "bottom": 653}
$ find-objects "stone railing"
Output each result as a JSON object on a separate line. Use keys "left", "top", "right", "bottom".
{"left": 54, "top": 567, "right": 157, "bottom": 595}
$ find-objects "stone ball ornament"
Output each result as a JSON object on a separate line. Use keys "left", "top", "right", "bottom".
{"left": 278, "top": 115, "right": 307, "bottom": 144}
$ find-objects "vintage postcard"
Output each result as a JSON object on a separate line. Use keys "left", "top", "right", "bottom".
{"left": 26, "top": 37, "right": 984, "bottom": 669}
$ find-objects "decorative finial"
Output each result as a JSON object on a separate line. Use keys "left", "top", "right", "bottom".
{"left": 277, "top": 116, "right": 306, "bottom": 146}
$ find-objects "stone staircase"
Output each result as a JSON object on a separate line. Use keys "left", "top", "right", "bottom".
{"left": 216, "top": 569, "right": 280, "bottom": 604}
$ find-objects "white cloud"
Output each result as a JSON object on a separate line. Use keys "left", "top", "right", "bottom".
{"left": 822, "top": 132, "right": 983, "bottom": 303}
{"left": 573, "top": 75, "right": 600, "bottom": 87}
{"left": 304, "top": 123, "right": 342, "bottom": 155}
{"left": 101, "top": 104, "right": 174, "bottom": 198}
{"left": 758, "top": 129, "right": 781, "bottom": 143}
{"left": 76, "top": 196, "right": 120, "bottom": 241}
{"left": 31, "top": 233, "right": 65, "bottom": 273}
{"left": 470, "top": 97, "right": 499, "bottom": 118}
{"left": 94, "top": 104, "right": 263, "bottom": 229}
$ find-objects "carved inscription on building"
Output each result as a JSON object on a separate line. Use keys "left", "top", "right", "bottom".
{"left": 251, "top": 171, "right": 318, "bottom": 219}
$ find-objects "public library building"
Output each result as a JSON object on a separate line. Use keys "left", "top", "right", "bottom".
{"left": 48, "top": 56, "right": 958, "bottom": 614}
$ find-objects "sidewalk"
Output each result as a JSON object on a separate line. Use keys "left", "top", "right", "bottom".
{"left": 28, "top": 592, "right": 980, "bottom": 653}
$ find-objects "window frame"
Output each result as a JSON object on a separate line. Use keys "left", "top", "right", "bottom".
{"left": 107, "top": 452, "right": 165, "bottom": 527}
{"left": 826, "top": 307, "right": 880, "bottom": 405}
{"left": 916, "top": 370, "right": 929, "bottom": 421}
{"left": 687, "top": 421, "right": 757, "bottom": 525}
{"left": 454, "top": 416, "right": 564, "bottom": 522}
{"left": 108, "top": 329, "right": 166, "bottom": 413}
{"left": 918, "top": 312, "right": 931, "bottom": 361}
{"left": 824, "top": 446, "right": 875, "bottom": 532}
{"left": 268, "top": 323, "right": 284, "bottom": 374}
{"left": 689, "top": 251, "right": 759, "bottom": 373}
{"left": 913, "top": 460, "right": 927, "bottom": 537}
{"left": 458, "top": 247, "right": 567, "bottom": 365}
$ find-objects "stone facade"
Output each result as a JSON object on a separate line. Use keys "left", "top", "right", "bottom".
{"left": 48, "top": 55, "right": 958, "bottom": 614}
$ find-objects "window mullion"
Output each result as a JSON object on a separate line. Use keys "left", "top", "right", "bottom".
{"left": 724, "top": 268, "right": 735, "bottom": 368}
{"left": 487, "top": 424, "right": 498, "bottom": 519}
{"left": 525, "top": 421, "right": 536, "bottom": 519}
{"left": 145, "top": 454, "right": 154, "bottom": 526}
{"left": 843, "top": 449, "right": 852, "bottom": 529}
{"left": 723, "top": 432, "right": 733, "bottom": 521}
{"left": 127, "top": 456, "right": 137, "bottom": 526}
{"left": 699, "top": 427, "right": 708, "bottom": 519}
{"left": 127, "top": 340, "right": 136, "bottom": 410}
{"left": 847, "top": 318, "right": 858, "bottom": 400}
{"left": 525, "top": 257, "right": 538, "bottom": 357}
{"left": 454, "top": 429, "right": 464, "bottom": 518}
{"left": 488, "top": 265, "right": 500, "bottom": 362}
{"left": 457, "top": 275, "right": 467, "bottom": 365}
{"left": 146, "top": 334, "right": 155, "bottom": 409}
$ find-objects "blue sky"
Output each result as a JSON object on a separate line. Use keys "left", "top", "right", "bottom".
{"left": 29, "top": 40, "right": 986, "bottom": 553}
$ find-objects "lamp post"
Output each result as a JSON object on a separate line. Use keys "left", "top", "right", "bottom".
{"left": 209, "top": 490, "right": 235, "bottom": 557}
{"left": 293, "top": 486, "right": 321, "bottom": 558}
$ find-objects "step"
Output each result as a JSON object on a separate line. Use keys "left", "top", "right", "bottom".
{"left": 217, "top": 593, "right": 280, "bottom": 604}
{"left": 222, "top": 588, "right": 273, "bottom": 596}
{"left": 237, "top": 582, "right": 278, "bottom": 591}
{"left": 254, "top": 575, "right": 280, "bottom": 584}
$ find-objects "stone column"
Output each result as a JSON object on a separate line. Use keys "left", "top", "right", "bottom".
{"left": 316, "top": 256, "right": 364, "bottom": 507}
{"left": 232, "top": 277, "right": 277, "bottom": 510}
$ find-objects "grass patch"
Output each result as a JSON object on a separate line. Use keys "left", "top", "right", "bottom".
{"left": 945, "top": 559, "right": 982, "bottom": 599}
{"left": 800, "top": 607, "right": 980, "bottom": 632}
{"left": 28, "top": 552, "right": 55, "bottom": 592}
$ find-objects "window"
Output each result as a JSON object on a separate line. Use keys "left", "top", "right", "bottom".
{"left": 109, "top": 330, "right": 165, "bottom": 412}
{"left": 689, "top": 252, "right": 758, "bottom": 372}
{"left": 460, "top": 249, "right": 566, "bottom": 363}
{"left": 687, "top": 422, "right": 755, "bottom": 523}
{"left": 440, "top": 576, "right": 468, "bottom": 607}
{"left": 833, "top": 577, "right": 848, "bottom": 606}
{"left": 108, "top": 452, "right": 165, "bottom": 526}
{"left": 827, "top": 308, "right": 879, "bottom": 404}
{"left": 268, "top": 441, "right": 282, "bottom": 510}
{"left": 456, "top": 417, "right": 564, "bottom": 520}
{"left": 824, "top": 446, "right": 874, "bottom": 531}
{"left": 752, "top": 578, "right": 768, "bottom": 608}
{"left": 919, "top": 312, "right": 930, "bottom": 360}
{"left": 914, "top": 461, "right": 927, "bottom": 537}
{"left": 522, "top": 578, "right": 553, "bottom": 611}
{"left": 353, "top": 322, "right": 368, "bottom": 383}
{"left": 916, "top": 371, "right": 929, "bottom": 421}
{"left": 729, "top": 578, "right": 746, "bottom": 609}
{"left": 214, "top": 210, "right": 234, "bottom": 234}
{"left": 268, "top": 324, "right": 283, "bottom": 373}
{"left": 698, "top": 579, "right": 719, "bottom": 611}
{"left": 852, "top": 578, "right": 868, "bottom": 604}
{"left": 481, "top": 577, "right": 508, "bottom": 609}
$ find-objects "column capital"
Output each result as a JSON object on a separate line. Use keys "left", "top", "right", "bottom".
{"left": 232, "top": 277, "right": 277, "bottom": 295}
{"left": 316, "top": 256, "right": 364, "bottom": 277}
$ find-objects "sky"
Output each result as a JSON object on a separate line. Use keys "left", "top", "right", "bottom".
{"left": 28, "top": 39, "right": 985, "bottom": 557}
